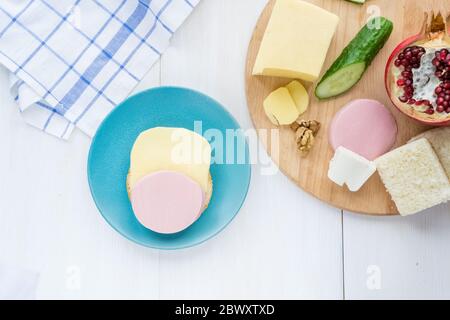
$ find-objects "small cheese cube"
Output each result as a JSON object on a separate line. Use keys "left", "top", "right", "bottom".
{"left": 328, "top": 147, "right": 376, "bottom": 192}
{"left": 253, "top": 0, "right": 339, "bottom": 82}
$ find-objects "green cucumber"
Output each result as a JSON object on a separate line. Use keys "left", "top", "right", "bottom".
{"left": 345, "top": 0, "right": 365, "bottom": 4}
{"left": 315, "top": 17, "right": 393, "bottom": 99}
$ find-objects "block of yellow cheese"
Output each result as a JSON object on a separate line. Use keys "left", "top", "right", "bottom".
{"left": 128, "top": 127, "right": 211, "bottom": 193}
{"left": 253, "top": 0, "right": 339, "bottom": 82}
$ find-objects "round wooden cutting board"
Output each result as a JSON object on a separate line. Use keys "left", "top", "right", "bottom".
{"left": 245, "top": 0, "right": 450, "bottom": 215}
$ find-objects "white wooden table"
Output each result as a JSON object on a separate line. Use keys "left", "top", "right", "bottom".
{"left": 0, "top": 0, "right": 449, "bottom": 300}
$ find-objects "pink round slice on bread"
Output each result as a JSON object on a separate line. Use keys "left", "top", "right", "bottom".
{"left": 329, "top": 99, "right": 398, "bottom": 160}
{"left": 130, "top": 171, "right": 204, "bottom": 234}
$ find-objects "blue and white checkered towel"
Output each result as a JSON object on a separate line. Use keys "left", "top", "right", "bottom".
{"left": 0, "top": 0, "right": 199, "bottom": 139}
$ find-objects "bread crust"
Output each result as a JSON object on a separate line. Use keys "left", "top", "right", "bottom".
{"left": 409, "top": 127, "right": 450, "bottom": 179}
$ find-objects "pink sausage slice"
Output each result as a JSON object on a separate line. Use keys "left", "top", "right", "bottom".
{"left": 329, "top": 99, "right": 398, "bottom": 160}
{"left": 130, "top": 171, "right": 204, "bottom": 234}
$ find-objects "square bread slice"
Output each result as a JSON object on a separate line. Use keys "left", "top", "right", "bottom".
{"left": 410, "top": 127, "right": 450, "bottom": 179}
{"left": 375, "top": 138, "right": 450, "bottom": 216}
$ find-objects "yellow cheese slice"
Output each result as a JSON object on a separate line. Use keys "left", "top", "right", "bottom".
{"left": 286, "top": 80, "right": 309, "bottom": 115}
{"left": 252, "top": 0, "right": 339, "bottom": 82}
{"left": 128, "top": 127, "right": 211, "bottom": 193}
{"left": 263, "top": 87, "right": 300, "bottom": 125}
{"left": 263, "top": 80, "right": 309, "bottom": 125}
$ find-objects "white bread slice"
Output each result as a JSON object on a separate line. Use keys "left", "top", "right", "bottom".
{"left": 409, "top": 127, "right": 450, "bottom": 179}
{"left": 375, "top": 138, "right": 450, "bottom": 216}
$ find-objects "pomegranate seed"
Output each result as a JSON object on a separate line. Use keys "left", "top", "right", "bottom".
{"left": 411, "top": 57, "right": 418, "bottom": 63}
{"left": 446, "top": 107, "right": 450, "bottom": 113}
{"left": 437, "top": 97, "right": 445, "bottom": 105}
{"left": 437, "top": 105, "right": 445, "bottom": 113}
{"left": 444, "top": 101, "right": 450, "bottom": 108}
{"left": 397, "top": 79, "right": 405, "bottom": 86}
{"left": 394, "top": 59, "right": 401, "bottom": 67}
{"left": 444, "top": 83, "right": 450, "bottom": 89}
{"left": 407, "top": 98, "right": 416, "bottom": 104}
{"left": 446, "top": 89, "right": 450, "bottom": 95}
{"left": 405, "top": 79, "right": 412, "bottom": 86}
{"left": 423, "top": 100, "right": 431, "bottom": 106}
{"left": 415, "top": 100, "right": 424, "bottom": 106}
{"left": 399, "top": 96, "right": 408, "bottom": 103}
{"left": 413, "top": 63, "right": 420, "bottom": 68}
{"left": 402, "top": 59, "right": 410, "bottom": 66}
{"left": 439, "top": 92, "right": 446, "bottom": 98}
{"left": 399, "top": 53, "right": 405, "bottom": 60}
{"left": 436, "top": 87, "right": 443, "bottom": 94}
{"left": 404, "top": 87, "right": 413, "bottom": 95}
{"left": 441, "top": 50, "right": 448, "bottom": 60}
{"left": 433, "top": 58, "right": 441, "bottom": 67}
{"left": 425, "top": 108, "right": 435, "bottom": 115}
{"left": 436, "top": 71, "right": 443, "bottom": 78}
{"left": 402, "top": 71, "right": 413, "bottom": 78}
{"left": 445, "top": 95, "right": 450, "bottom": 101}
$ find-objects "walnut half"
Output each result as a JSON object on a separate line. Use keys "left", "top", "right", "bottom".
{"left": 290, "top": 120, "right": 321, "bottom": 156}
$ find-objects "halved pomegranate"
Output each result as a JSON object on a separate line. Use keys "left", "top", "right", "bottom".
{"left": 385, "top": 12, "right": 450, "bottom": 126}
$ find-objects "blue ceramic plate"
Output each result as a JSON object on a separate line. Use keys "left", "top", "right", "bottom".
{"left": 87, "top": 87, "right": 251, "bottom": 250}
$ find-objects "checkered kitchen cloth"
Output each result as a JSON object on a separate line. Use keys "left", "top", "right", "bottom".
{"left": 0, "top": 0, "right": 199, "bottom": 139}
